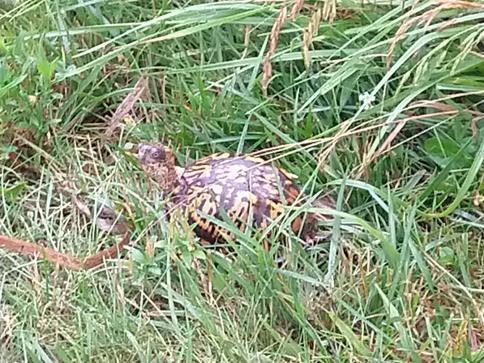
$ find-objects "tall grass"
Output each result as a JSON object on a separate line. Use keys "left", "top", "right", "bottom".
{"left": 1, "top": 0, "right": 483, "bottom": 361}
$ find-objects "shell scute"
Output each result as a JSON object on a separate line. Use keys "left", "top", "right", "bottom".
{"left": 170, "top": 154, "right": 314, "bottom": 243}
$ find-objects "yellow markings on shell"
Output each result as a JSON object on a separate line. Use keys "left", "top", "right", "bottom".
{"left": 185, "top": 157, "right": 216, "bottom": 173}
{"left": 210, "top": 152, "right": 231, "bottom": 160}
{"left": 215, "top": 153, "right": 230, "bottom": 160}
{"left": 186, "top": 185, "right": 207, "bottom": 199}
{"left": 173, "top": 153, "right": 310, "bottom": 243}
{"left": 173, "top": 184, "right": 184, "bottom": 195}
{"left": 221, "top": 163, "right": 246, "bottom": 180}
{"left": 212, "top": 226, "right": 220, "bottom": 237}
{"left": 195, "top": 191, "right": 217, "bottom": 216}
{"left": 191, "top": 210, "right": 210, "bottom": 231}
{"left": 256, "top": 168, "right": 276, "bottom": 182}
{"left": 188, "top": 192, "right": 203, "bottom": 209}
{"left": 247, "top": 191, "right": 258, "bottom": 205}
{"left": 258, "top": 182, "right": 279, "bottom": 197}
{"left": 200, "top": 220, "right": 210, "bottom": 231}
{"left": 229, "top": 194, "right": 250, "bottom": 230}
{"left": 192, "top": 165, "right": 212, "bottom": 179}
{"left": 188, "top": 207, "right": 202, "bottom": 224}
{"left": 193, "top": 154, "right": 218, "bottom": 164}
{"left": 269, "top": 201, "right": 285, "bottom": 220}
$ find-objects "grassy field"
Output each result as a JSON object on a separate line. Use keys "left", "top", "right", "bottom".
{"left": 1, "top": 0, "right": 484, "bottom": 361}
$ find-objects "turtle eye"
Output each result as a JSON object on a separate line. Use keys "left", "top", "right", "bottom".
{"left": 152, "top": 148, "right": 165, "bottom": 161}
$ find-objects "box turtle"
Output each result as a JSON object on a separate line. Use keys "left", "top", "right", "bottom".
{"left": 136, "top": 142, "right": 332, "bottom": 247}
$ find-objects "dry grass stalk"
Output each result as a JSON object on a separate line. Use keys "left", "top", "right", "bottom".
{"left": 0, "top": 305, "right": 14, "bottom": 348}
{"left": 261, "top": 6, "right": 288, "bottom": 91}
{"left": 303, "top": 7, "right": 322, "bottom": 69}
{"left": 322, "top": 0, "right": 336, "bottom": 23}
{"left": 310, "top": 91, "right": 484, "bottom": 174}
{"left": 159, "top": 74, "right": 167, "bottom": 118}
{"left": 59, "top": 175, "right": 132, "bottom": 235}
{"left": 145, "top": 236, "right": 155, "bottom": 258}
{"left": 290, "top": 0, "right": 304, "bottom": 19}
{"left": 244, "top": 25, "right": 252, "bottom": 48}
{"left": 424, "top": 251, "right": 484, "bottom": 330}
{"left": 375, "top": 99, "right": 483, "bottom": 161}
{"left": 356, "top": 109, "right": 459, "bottom": 176}
{"left": 386, "top": 0, "right": 484, "bottom": 67}
{"left": 241, "top": 25, "right": 253, "bottom": 59}
{"left": 105, "top": 77, "right": 148, "bottom": 137}
{"left": 408, "top": 100, "right": 459, "bottom": 113}
{"left": 471, "top": 116, "right": 482, "bottom": 143}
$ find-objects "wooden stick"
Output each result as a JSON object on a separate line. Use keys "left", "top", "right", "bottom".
{"left": 82, "top": 233, "right": 130, "bottom": 269}
{"left": 0, "top": 233, "right": 131, "bottom": 271}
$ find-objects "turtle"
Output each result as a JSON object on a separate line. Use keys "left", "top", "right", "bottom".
{"left": 136, "top": 141, "right": 333, "bottom": 248}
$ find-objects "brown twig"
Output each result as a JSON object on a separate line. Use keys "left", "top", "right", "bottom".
{"left": 0, "top": 235, "right": 82, "bottom": 270}
{"left": 0, "top": 233, "right": 131, "bottom": 271}
{"left": 82, "top": 233, "right": 131, "bottom": 269}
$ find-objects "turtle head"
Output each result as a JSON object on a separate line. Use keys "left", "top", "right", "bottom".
{"left": 137, "top": 142, "right": 175, "bottom": 166}
{"left": 137, "top": 142, "right": 179, "bottom": 192}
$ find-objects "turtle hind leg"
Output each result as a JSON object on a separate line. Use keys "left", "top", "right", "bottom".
{"left": 300, "top": 191, "right": 336, "bottom": 247}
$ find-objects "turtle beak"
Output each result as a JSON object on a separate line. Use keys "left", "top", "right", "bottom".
{"left": 137, "top": 146, "right": 146, "bottom": 163}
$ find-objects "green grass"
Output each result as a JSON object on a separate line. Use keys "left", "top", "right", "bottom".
{"left": 1, "top": 0, "right": 484, "bottom": 361}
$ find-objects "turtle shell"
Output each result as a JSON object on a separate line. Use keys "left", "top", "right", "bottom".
{"left": 171, "top": 153, "right": 315, "bottom": 244}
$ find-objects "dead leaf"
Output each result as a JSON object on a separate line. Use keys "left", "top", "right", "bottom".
{"left": 471, "top": 117, "right": 482, "bottom": 143}
{"left": 95, "top": 206, "right": 131, "bottom": 235}
{"left": 72, "top": 195, "right": 91, "bottom": 217}
{"left": 71, "top": 193, "right": 131, "bottom": 235}
{"left": 105, "top": 77, "right": 148, "bottom": 137}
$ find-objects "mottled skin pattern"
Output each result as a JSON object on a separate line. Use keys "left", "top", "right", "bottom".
{"left": 137, "top": 142, "right": 318, "bottom": 245}
{"left": 137, "top": 142, "right": 179, "bottom": 192}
